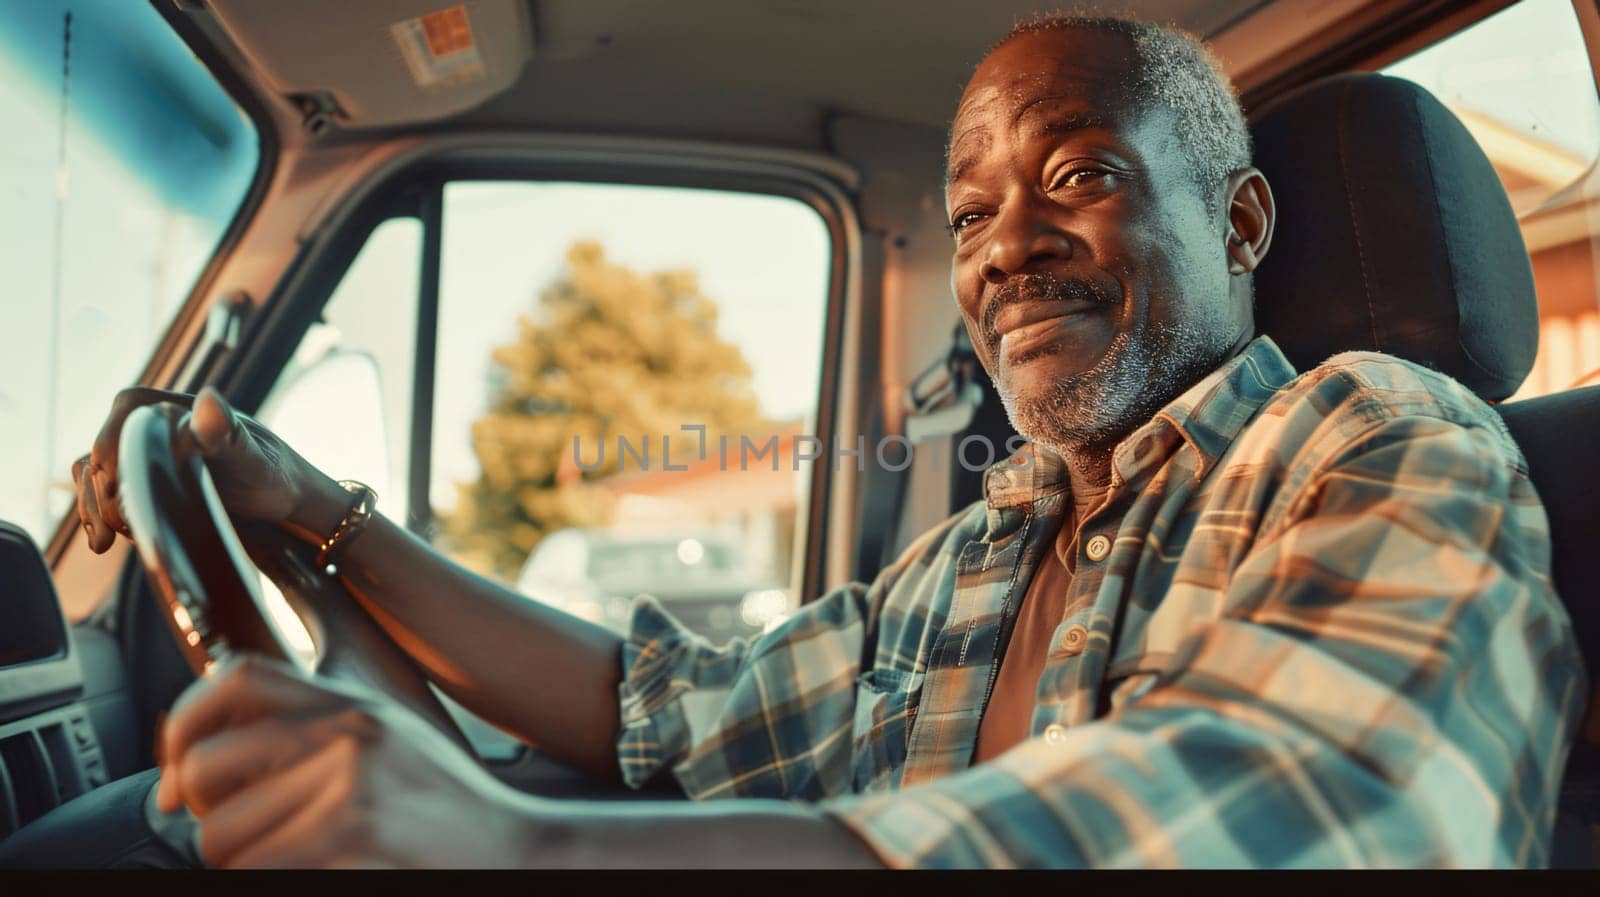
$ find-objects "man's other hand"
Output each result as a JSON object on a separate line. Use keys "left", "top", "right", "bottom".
{"left": 155, "top": 656, "right": 532, "bottom": 868}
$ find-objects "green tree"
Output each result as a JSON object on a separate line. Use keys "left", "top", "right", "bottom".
{"left": 441, "top": 241, "right": 766, "bottom": 579}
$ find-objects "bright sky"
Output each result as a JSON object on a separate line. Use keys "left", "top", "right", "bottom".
{"left": 0, "top": 13, "right": 253, "bottom": 543}
{"left": 430, "top": 182, "right": 831, "bottom": 510}
{"left": 1384, "top": 0, "right": 1600, "bottom": 159}
{"left": 259, "top": 183, "right": 833, "bottom": 520}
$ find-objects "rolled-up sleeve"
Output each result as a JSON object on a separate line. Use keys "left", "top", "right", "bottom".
{"left": 616, "top": 582, "right": 875, "bottom": 799}
{"left": 828, "top": 414, "right": 1587, "bottom": 868}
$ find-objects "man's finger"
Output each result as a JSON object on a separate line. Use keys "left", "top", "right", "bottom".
{"left": 89, "top": 462, "right": 129, "bottom": 538}
{"left": 76, "top": 467, "right": 115, "bottom": 553}
{"left": 188, "top": 387, "right": 241, "bottom": 456}
{"left": 174, "top": 715, "right": 324, "bottom": 817}
{"left": 199, "top": 739, "right": 354, "bottom": 869}
{"left": 87, "top": 387, "right": 194, "bottom": 496}
{"left": 157, "top": 658, "right": 353, "bottom": 812}
{"left": 71, "top": 457, "right": 100, "bottom": 552}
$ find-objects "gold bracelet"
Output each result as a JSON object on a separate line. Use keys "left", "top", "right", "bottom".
{"left": 315, "top": 480, "right": 377, "bottom": 571}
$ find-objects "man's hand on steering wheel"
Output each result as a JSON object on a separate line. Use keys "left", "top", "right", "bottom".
{"left": 76, "top": 386, "right": 530, "bottom": 867}
{"left": 71, "top": 386, "right": 329, "bottom": 554}
{"left": 157, "top": 655, "right": 530, "bottom": 868}
{"left": 63, "top": 385, "right": 878, "bottom": 870}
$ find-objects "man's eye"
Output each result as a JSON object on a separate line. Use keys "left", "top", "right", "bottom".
{"left": 1050, "top": 167, "right": 1117, "bottom": 191}
{"left": 948, "top": 211, "right": 988, "bottom": 235}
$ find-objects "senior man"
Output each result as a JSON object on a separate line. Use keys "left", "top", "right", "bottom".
{"left": 59, "top": 15, "right": 1585, "bottom": 868}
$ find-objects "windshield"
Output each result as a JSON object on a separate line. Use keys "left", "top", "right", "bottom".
{"left": 0, "top": 1, "right": 260, "bottom": 544}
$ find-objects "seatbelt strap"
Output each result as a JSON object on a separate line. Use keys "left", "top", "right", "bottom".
{"left": 857, "top": 324, "right": 986, "bottom": 578}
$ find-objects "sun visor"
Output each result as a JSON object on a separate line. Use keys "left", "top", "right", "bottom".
{"left": 203, "top": 0, "right": 533, "bottom": 129}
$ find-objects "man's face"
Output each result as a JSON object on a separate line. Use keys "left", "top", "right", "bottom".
{"left": 946, "top": 28, "right": 1253, "bottom": 454}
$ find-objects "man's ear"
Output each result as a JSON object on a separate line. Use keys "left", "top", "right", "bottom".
{"left": 1224, "top": 168, "right": 1275, "bottom": 275}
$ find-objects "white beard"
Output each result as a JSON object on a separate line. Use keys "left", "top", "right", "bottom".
{"left": 998, "top": 315, "right": 1230, "bottom": 456}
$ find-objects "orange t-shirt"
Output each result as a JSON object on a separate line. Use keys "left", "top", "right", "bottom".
{"left": 972, "top": 519, "right": 1073, "bottom": 764}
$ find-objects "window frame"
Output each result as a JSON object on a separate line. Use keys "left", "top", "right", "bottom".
{"left": 1239, "top": 1, "right": 1600, "bottom": 116}
{"left": 1347, "top": 0, "right": 1600, "bottom": 76}
{"left": 209, "top": 138, "right": 859, "bottom": 608}
{"left": 1236, "top": 0, "right": 1521, "bottom": 113}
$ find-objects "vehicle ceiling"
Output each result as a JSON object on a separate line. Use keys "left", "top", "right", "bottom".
{"left": 465, "top": 0, "right": 1266, "bottom": 141}
{"left": 202, "top": 0, "right": 1272, "bottom": 148}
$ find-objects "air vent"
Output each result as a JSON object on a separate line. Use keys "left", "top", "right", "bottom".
{"left": 0, "top": 732, "right": 57, "bottom": 830}
{"left": 38, "top": 722, "right": 88, "bottom": 802}
{"left": 0, "top": 752, "right": 16, "bottom": 836}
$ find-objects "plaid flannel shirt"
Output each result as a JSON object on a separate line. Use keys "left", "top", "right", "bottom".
{"left": 614, "top": 335, "right": 1587, "bottom": 868}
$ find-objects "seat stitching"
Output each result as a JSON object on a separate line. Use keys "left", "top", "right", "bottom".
{"left": 1414, "top": 91, "right": 1522, "bottom": 394}
{"left": 1336, "top": 81, "right": 1381, "bottom": 349}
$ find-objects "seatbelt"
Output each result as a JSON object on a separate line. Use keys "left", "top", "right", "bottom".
{"left": 948, "top": 333, "right": 1017, "bottom": 513}
{"left": 855, "top": 324, "right": 991, "bottom": 580}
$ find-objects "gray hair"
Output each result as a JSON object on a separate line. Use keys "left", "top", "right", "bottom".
{"left": 992, "top": 14, "right": 1252, "bottom": 214}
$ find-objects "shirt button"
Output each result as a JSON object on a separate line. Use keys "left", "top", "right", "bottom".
{"left": 1059, "top": 624, "right": 1088, "bottom": 656}
{"left": 1084, "top": 534, "right": 1112, "bottom": 562}
{"left": 1044, "top": 723, "right": 1068, "bottom": 744}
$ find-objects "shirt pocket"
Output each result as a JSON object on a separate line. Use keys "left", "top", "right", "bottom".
{"left": 850, "top": 667, "right": 924, "bottom": 794}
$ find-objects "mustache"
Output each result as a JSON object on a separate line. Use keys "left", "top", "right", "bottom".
{"left": 980, "top": 273, "right": 1116, "bottom": 352}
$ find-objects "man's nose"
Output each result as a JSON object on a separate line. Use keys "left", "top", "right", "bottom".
{"left": 979, "top": 204, "right": 1073, "bottom": 284}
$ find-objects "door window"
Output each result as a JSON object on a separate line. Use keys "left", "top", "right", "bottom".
{"left": 1383, "top": 0, "right": 1600, "bottom": 397}
{"left": 256, "top": 218, "right": 424, "bottom": 664}
{"left": 259, "top": 182, "right": 834, "bottom": 651}
{"left": 432, "top": 182, "right": 832, "bottom": 642}
{"left": 255, "top": 180, "right": 835, "bottom": 757}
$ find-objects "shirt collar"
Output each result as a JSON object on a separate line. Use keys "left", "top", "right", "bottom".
{"left": 982, "top": 335, "right": 1298, "bottom": 510}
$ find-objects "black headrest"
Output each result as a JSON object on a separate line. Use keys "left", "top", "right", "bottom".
{"left": 1251, "top": 73, "right": 1539, "bottom": 401}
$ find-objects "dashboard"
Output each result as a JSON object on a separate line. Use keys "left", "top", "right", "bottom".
{"left": 0, "top": 523, "right": 118, "bottom": 837}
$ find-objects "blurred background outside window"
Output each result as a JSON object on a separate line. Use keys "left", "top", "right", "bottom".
{"left": 1385, "top": 0, "right": 1600, "bottom": 398}
{"left": 259, "top": 182, "right": 831, "bottom": 665}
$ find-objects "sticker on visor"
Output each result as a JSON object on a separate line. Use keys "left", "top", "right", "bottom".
{"left": 391, "top": 5, "right": 485, "bottom": 92}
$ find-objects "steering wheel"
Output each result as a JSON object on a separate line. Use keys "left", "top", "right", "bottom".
{"left": 115, "top": 402, "right": 473, "bottom": 753}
